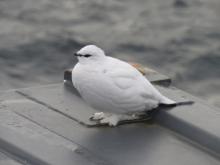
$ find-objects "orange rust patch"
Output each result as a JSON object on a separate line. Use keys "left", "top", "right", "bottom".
{"left": 129, "top": 62, "right": 146, "bottom": 75}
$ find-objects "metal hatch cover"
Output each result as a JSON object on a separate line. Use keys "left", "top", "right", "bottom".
{"left": 0, "top": 65, "right": 219, "bottom": 165}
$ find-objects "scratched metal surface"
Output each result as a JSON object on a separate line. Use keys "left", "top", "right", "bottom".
{"left": 0, "top": 151, "right": 23, "bottom": 165}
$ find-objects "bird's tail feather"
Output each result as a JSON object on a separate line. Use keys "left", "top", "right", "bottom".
{"left": 160, "top": 96, "right": 176, "bottom": 105}
{"left": 159, "top": 101, "right": 194, "bottom": 108}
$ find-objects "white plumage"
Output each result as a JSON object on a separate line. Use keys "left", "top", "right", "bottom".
{"left": 72, "top": 45, "right": 176, "bottom": 126}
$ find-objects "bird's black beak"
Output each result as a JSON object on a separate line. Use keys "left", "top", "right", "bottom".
{"left": 74, "top": 53, "right": 79, "bottom": 57}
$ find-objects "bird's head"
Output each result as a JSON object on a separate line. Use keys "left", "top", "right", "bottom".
{"left": 74, "top": 45, "right": 106, "bottom": 64}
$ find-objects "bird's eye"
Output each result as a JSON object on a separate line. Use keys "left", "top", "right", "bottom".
{"left": 84, "top": 54, "right": 92, "bottom": 58}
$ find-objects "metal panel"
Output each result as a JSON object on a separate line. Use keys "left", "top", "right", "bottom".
{"left": 0, "top": 67, "right": 219, "bottom": 165}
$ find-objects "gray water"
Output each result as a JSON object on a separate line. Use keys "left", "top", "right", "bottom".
{"left": 0, "top": 0, "right": 219, "bottom": 107}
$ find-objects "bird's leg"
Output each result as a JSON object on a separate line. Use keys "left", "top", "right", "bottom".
{"left": 91, "top": 113, "right": 133, "bottom": 126}
{"left": 126, "top": 110, "right": 158, "bottom": 121}
{"left": 90, "top": 112, "right": 121, "bottom": 126}
{"left": 99, "top": 114, "right": 122, "bottom": 126}
{"left": 99, "top": 113, "right": 150, "bottom": 126}
{"left": 126, "top": 111, "right": 150, "bottom": 119}
{"left": 90, "top": 111, "right": 155, "bottom": 127}
{"left": 90, "top": 112, "right": 106, "bottom": 121}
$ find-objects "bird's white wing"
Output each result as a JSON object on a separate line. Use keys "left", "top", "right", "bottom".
{"left": 102, "top": 57, "right": 163, "bottom": 111}
{"left": 106, "top": 57, "right": 175, "bottom": 106}
{"left": 105, "top": 57, "right": 154, "bottom": 96}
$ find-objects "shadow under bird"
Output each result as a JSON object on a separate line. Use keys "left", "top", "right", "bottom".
{"left": 71, "top": 45, "right": 193, "bottom": 126}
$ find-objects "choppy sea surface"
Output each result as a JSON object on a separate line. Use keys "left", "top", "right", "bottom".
{"left": 0, "top": 0, "right": 219, "bottom": 107}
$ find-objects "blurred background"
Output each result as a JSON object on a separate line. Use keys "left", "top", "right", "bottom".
{"left": 0, "top": 0, "right": 219, "bottom": 107}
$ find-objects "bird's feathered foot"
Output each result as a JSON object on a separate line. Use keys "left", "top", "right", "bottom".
{"left": 90, "top": 112, "right": 121, "bottom": 126}
{"left": 99, "top": 115, "right": 121, "bottom": 126}
{"left": 90, "top": 111, "right": 154, "bottom": 126}
{"left": 90, "top": 112, "right": 105, "bottom": 120}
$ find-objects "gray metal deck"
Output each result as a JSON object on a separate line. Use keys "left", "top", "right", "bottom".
{"left": 0, "top": 67, "right": 219, "bottom": 165}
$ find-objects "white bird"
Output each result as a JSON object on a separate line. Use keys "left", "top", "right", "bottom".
{"left": 72, "top": 45, "right": 186, "bottom": 126}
